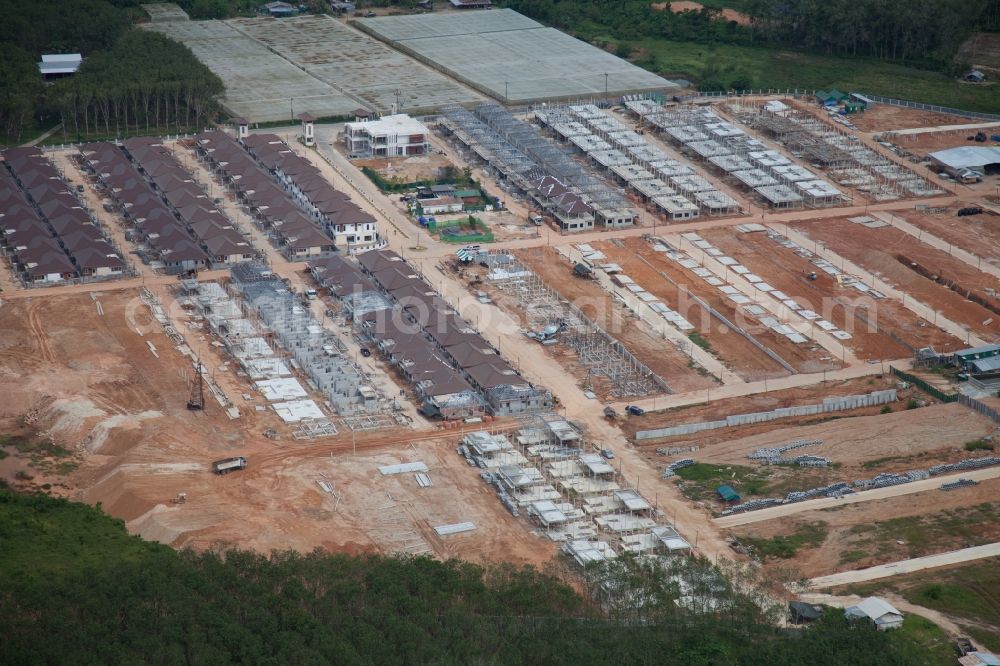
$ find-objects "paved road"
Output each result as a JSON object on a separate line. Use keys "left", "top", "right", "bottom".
{"left": 890, "top": 121, "right": 1000, "bottom": 136}
{"left": 22, "top": 123, "right": 62, "bottom": 147}
{"left": 806, "top": 542, "right": 1000, "bottom": 588}
{"left": 714, "top": 466, "right": 1000, "bottom": 528}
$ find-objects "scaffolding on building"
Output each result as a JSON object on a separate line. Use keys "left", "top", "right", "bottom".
{"left": 728, "top": 100, "right": 944, "bottom": 201}
{"left": 483, "top": 250, "right": 671, "bottom": 398}
{"left": 459, "top": 414, "right": 692, "bottom": 561}
{"left": 439, "top": 104, "right": 631, "bottom": 222}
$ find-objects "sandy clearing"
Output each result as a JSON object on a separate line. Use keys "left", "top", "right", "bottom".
{"left": 776, "top": 223, "right": 991, "bottom": 348}
{"left": 690, "top": 402, "right": 995, "bottom": 468}
{"left": 652, "top": 2, "right": 751, "bottom": 26}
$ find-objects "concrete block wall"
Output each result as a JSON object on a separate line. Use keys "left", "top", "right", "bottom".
{"left": 635, "top": 389, "right": 897, "bottom": 440}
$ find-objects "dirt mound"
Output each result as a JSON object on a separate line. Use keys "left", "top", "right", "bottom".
{"left": 85, "top": 411, "right": 164, "bottom": 452}
{"left": 128, "top": 504, "right": 225, "bottom": 546}
{"left": 38, "top": 398, "right": 108, "bottom": 444}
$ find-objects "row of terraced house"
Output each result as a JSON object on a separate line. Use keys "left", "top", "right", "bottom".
{"left": 1, "top": 147, "right": 127, "bottom": 284}
{"left": 241, "top": 133, "right": 384, "bottom": 255}
{"left": 192, "top": 130, "right": 336, "bottom": 260}
{"left": 310, "top": 249, "right": 551, "bottom": 419}
{"left": 79, "top": 139, "right": 255, "bottom": 274}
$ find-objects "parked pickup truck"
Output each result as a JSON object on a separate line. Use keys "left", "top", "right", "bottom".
{"left": 212, "top": 456, "right": 247, "bottom": 475}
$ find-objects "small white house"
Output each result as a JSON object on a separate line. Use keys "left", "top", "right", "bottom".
{"left": 38, "top": 53, "right": 82, "bottom": 79}
{"left": 844, "top": 597, "right": 903, "bottom": 631}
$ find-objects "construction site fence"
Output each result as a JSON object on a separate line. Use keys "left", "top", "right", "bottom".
{"left": 957, "top": 394, "right": 1000, "bottom": 425}
{"left": 679, "top": 90, "right": 1000, "bottom": 122}
{"left": 635, "top": 389, "right": 897, "bottom": 440}
{"left": 889, "top": 366, "right": 958, "bottom": 403}
{"left": 861, "top": 94, "right": 1000, "bottom": 123}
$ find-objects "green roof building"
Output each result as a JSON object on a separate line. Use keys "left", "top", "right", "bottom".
{"left": 717, "top": 484, "right": 740, "bottom": 502}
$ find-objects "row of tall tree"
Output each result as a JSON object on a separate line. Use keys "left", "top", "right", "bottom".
{"left": 740, "top": 0, "right": 999, "bottom": 64}
{"left": 48, "top": 31, "right": 224, "bottom": 138}
{"left": 0, "top": 0, "right": 136, "bottom": 57}
{"left": 0, "top": 490, "right": 953, "bottom": 664}
{"left": 0, "top": 46, "right": 45, "bottom": 141}
{"left": 0, "top": 0, "right": 225, "bottom": 143}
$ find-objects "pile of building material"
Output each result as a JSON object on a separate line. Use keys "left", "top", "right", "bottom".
{"left": 941, "top": 478, "right": 979, "bottom": 491}
{"left": 929, "top": 456, "right": 1000, "bottom": 475}
{"left": 748, "top": 439, "right": 824, "bottom": 464}
{"left": 661, "top": 458, "right": 696, "bottom": 478}
{"left": 721, "top": 457, "right": 1000, "bottom": 514}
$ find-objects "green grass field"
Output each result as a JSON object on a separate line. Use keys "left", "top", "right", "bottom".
{"left": 892, "top": 616, "right": 955, "bottom": 665}
{"left": 741, "top": 521, "right": 827, "bottom": 560}
{"left": 673, "top": 462, "right": 771, "bottom": 502}
{"left": 623, "top": 38, "right": 1000, "bottom": 113}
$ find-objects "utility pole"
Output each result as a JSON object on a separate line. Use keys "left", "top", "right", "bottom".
{"left": 186, "top": 359, "right": 205, "bottom": 410}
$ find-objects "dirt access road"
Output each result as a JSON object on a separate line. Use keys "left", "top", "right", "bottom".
{"left": 715, "top": 466, "right": 1000, "bottom": 528}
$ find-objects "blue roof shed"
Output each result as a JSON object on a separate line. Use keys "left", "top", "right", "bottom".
{"left": 717, "top": 484, "right": 740, "bottom": 502}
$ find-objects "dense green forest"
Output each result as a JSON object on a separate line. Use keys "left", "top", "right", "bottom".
{"left": 497, "top": 0, "right": 1000, "bottom": 110}
{"left": 0, "top": 0, "right": 223, "bottom": 143}
{"left": 0, "top": 489, "right": 958, "bottom": 664}
{"left": 499, "top": 0, "right": 1000, "bottom": 68}
{"left": 48, "top": 31, "right": 223, "bottom": 137}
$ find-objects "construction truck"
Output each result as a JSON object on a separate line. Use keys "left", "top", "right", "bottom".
{"left": 212, "top": 457, "right": 247, "bottom": 475}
